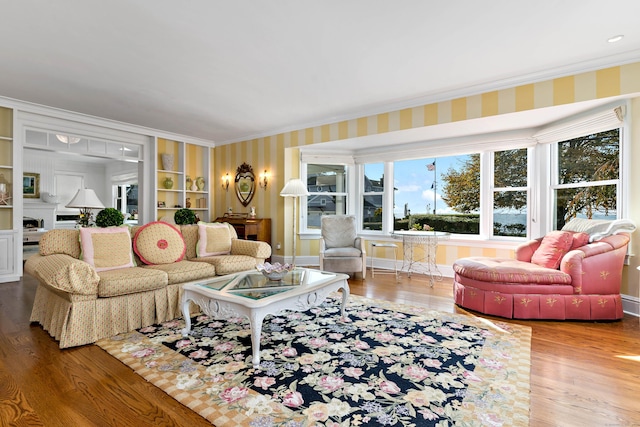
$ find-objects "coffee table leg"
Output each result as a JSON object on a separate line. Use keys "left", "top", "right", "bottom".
{"left": 249, "top": 312, "right": 267, "bottom": 368}
{"left": 181, "top": 294, "right": 192, "bottom": 336}
{"left": 340, "top": 284, "right": 350, "bottom": 319}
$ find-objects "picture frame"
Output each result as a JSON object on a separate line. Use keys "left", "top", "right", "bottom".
{"left": 23, "top": 172, "right": 40, "bottom": 199}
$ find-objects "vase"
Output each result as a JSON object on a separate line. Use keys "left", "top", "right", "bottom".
{"left": 163, "top": 177, "right": 174, "bottom": 189}
{"left": 191, "top": 181, "right": 198, "bottom": 191}
{"left": 161, "top": 154, "right": 174, "bottom": 171}
{"left": 196, "top": 177, "right": 205, "bottom": 191}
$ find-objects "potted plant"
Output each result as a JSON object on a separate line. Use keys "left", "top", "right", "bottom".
{"left": 95, "top": 208, "right": 125, "bottom": 227}
{"left": 174, "top": 208, "right": 197, "bottom": 225}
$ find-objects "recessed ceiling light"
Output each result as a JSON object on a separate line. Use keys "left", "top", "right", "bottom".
{"left": 607, "top": 35, "right": 624, "bottom": 43}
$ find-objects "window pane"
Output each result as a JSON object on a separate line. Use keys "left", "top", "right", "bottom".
{"left": 307, "top": 164, "right": 346, "bottom": 191}
{"left": 307, "top": 195, "right": 347, "bottom": 229}
{"left": 554, "top": 185, "right": 617, "bottom": 229}
{"left": 554, "top": 129, "right": 619, "bottom": 229}
{"left": 363, "top": 195, "right": 382, "bottom": 230}
{"left": 495, "top": 149, "right": 527, "bottom": 187}
{"left": 494, "top": 190, "right": 527, "bottom": 237}
{"left": 558, "top": 130, "right": 619, "bottom": 185}
{"left": 394, "top": 155, "right": 479, "bottom": 234}
{"left": 364, "top": 163, "right": 384, "bottom": 191}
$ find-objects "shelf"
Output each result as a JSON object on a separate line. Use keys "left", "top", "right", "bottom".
{"left": 158, "top": 189, "right": 182, "bottom": 193}
{"left": 158, "top": 169, "right": 184, "bottom": 175}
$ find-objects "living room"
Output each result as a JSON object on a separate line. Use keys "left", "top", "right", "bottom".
{"left": 1, "top": 2, "right": 640, "bottom": 426}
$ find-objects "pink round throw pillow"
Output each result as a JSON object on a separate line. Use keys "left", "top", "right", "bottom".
{"left": 133, "top": 221, "right": 186, "bottom": 265}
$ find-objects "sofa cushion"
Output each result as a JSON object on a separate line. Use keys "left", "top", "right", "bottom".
{"left": 79, "top": 226, "right": 135, "bottom": 272}
{"left": 39, "top": 229, "right": 81, "bottom": 258}
{"left": 142, "top": 260, "right": 217, "bottom": 285}
{"left": 570, "top": 232, "right": 590, "bottom": 250}
{"left": 454, "top": 257, "right": 572, "bottom": 285}
{"left": 197, "top": 222, "right": 232, "bottom": 257}
{"left": 191, "top": 255, "right": 257, "bottom": 276}
{"left": 530, "top": 230, "right": 573, "bottom": 269}
{"left": 97, "top": 267, "right": 168, "bottom": 297}
{"left": 133, "top": 221, "right": 186, "bottom": 265}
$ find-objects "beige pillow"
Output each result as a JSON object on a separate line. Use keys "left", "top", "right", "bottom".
{"left": 79, "top": 226, "right": 135, "bottom": 272}
{"left": 197, "top": 222, "right": 231, "bottom": 257}
{"left": 133, "top": 221, "right": 186, "bottom": 265}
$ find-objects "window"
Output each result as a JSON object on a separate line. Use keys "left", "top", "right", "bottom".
{"left": 114, "top": 184, "right": 138, "bottom": 220}
{"left": 552, "top": 129, "right": 620, "bottom": 229}
{"left": 394, "top": 154, "right": 481, "bottom": 235}
{"left": 305, "top": 164, "right": 348, "bottom": 230}
{"left": 300, "top": 105, "right": 626, "bottom": 239}
{"left": 362, "top": 163, "right": 384, "bottom": 231}
{"left": 492, "top": 148, "right": 528, "bottom": 237}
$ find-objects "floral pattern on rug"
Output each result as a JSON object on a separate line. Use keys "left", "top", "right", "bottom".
{"left": 99, "top": 295, "right": 531, "bottom": 427}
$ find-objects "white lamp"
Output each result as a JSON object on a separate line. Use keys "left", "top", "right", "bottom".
{"left": 280, "top": 178, "right": 309, "bottom": 266}
{"left": 66, "top": 188, "right": 105, "bottom": 227}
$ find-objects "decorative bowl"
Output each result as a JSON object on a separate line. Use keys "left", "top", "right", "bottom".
{"left": 256, "top": 262, "right": 294, "bottom": 281}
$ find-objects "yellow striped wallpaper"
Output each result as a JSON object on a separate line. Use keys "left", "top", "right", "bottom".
{"left": 213, "top": 62, "right": 640, "bottom": 295}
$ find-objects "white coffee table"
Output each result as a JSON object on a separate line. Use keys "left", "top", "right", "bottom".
{"left": 181, "top": 268, "right": 350, "bottom": 367}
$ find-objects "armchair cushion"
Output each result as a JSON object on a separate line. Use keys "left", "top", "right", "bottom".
{"left": 324, "top": 247, "right": 362, "bottom": 257}
{"left": 133, "top": 221, "right": 186, "bottom": 265}
{"left": 79, "top": 226, "right": 135, "bottom": 272}
{"left": 321, "top": 215, "right": 357, "bottom": 248}
{"left": 530, "top": 230, "right": 573, "bottom": 269}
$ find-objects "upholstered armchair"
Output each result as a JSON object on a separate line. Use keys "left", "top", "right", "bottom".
{"left": 453, "top": 219, "right": 635, "bottom": 320}
{"left": 319, "top": 215, "right": 367, "bottom": 279}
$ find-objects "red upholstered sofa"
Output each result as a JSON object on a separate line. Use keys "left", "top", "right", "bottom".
{"left": 453, "top": 219, "right": 635, "bottom": 320}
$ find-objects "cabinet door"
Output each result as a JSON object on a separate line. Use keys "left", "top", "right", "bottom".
{"left": 0, "top": 232, "right": 14, "bottom": 277}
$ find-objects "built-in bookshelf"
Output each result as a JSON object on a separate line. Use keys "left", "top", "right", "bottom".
{"left": 156, "top": 138, "right": 210, "bottom": 222}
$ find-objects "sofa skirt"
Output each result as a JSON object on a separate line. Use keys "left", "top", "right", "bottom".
{"left": 30, "top": 282, "right": 185, "bottom": 348}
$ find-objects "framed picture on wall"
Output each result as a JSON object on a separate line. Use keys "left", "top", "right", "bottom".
{"left": 23, "top": 172, "right": 40, "bottom": 199}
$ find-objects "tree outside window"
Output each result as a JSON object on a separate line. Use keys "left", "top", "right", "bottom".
{"left": 554, "top": 129, "right": 619, "bottom": 229}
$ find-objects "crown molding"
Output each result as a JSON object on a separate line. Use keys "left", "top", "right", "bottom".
{"left": 217, "top": 49, "right": 640, "bottom": 146}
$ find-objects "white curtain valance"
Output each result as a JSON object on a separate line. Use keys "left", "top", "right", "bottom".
{"left": 533, "top": 105, "right": 624, "bottom": 144}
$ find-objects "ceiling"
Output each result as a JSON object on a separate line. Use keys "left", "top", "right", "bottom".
{"left": 2, "top": 1, "right": 640, "bottom": 145}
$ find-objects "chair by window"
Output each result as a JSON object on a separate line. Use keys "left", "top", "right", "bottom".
{"left": 319, "top": 215, "right": 366, "bottom": 279}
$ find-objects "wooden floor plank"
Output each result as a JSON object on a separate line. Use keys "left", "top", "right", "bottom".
{"left": 2, "top": 271, "right": 639, "bottom": 426}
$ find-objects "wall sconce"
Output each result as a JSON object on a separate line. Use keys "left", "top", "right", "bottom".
{"left": 221, "top": 173, "right": 231, "bottom": 192}
{"left": 259, "top": 170, "right": 269, "bottom": 190}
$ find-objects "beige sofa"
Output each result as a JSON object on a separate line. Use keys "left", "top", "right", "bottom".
{"left": 26, "top": 221, "right": 271, "bottom": 348}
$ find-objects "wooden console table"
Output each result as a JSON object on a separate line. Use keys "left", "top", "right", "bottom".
{"left": 215, "top": 216, "right": 271, "bottom": 245}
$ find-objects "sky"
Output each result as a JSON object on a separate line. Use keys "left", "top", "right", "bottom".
{"left": 365, "top": 155, "right": 470, "bottom": 217}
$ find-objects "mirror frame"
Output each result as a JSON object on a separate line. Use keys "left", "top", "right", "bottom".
{"left": 234, "top": 162, "right": 256, "bottom": 207}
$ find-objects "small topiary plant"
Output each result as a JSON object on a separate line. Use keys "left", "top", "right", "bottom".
{"left": 174, "top": 208, "right": 197, "bottom": 225}
{"left": 95, "top": 208, "right": 125, "bottom": 227}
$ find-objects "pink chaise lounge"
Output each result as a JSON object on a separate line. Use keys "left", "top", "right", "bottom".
{"left": 453, "top": 219, "right": 635, "bottom": 320}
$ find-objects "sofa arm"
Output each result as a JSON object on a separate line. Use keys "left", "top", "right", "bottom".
{"left": 560, "top": 235, "right": 629, "bottom": 295}
{"left": 30, "top": 254, "right": 100, "bottom": 296}
{"left": 230, "top": 238, "right": 272, "bottom": 260}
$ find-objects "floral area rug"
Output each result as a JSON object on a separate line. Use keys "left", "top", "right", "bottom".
{"left": 97, "top": 294, "right": 531, "bottom": 426}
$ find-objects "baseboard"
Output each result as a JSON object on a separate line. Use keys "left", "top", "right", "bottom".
{"left": 622, "top": 294, "right": 640, "bottom": 317}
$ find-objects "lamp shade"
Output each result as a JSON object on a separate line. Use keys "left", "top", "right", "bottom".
{"left": 65, "top": 188, "right": 105, "bottom": 209}
{"left": 280, "top": 178, "right": 309, "bottom": 197}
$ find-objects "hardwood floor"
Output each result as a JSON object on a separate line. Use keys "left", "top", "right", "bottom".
{"left": 1, "top": 272, "right": 639, "bottom": 426}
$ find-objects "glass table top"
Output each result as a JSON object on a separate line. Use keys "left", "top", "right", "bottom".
{"left": 196, "top": 269, "right": 336, "bottom": 300}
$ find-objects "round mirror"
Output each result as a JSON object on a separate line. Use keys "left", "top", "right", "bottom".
{"left": 235, "top": 162, "right": 256, "bottom": 207}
